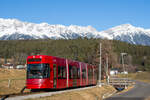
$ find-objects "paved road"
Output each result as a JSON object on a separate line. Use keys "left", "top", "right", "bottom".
{"left": 105, "top": 81, "right": 150, "bottom": 100}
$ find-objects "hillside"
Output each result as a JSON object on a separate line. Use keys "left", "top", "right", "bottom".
{"left": 0, "top": 38, "right": 150, "bottom": 71}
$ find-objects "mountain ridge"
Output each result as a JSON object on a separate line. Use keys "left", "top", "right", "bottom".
{"left": 0, "top": 18, "right": 150, "bottom": 45}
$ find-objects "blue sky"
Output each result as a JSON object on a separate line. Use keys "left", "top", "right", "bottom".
{"left": 0, "top": 0, "right": 150, "bottom": 31}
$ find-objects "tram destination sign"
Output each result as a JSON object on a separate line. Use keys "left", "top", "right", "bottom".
{"left": 28, "top": 58, "right": 41, "bottom": 62}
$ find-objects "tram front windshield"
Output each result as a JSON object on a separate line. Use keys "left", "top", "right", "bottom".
{"left": 27, "top": 64, "right": 50, "bottom": 79}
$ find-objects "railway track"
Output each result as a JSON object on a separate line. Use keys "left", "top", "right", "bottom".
{"left": 0, "top": 86, "right": 96, "bottom": 100}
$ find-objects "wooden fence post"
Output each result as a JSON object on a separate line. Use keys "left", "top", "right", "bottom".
{"left": 8, "top": 79, "right": 11, "bottom": 88}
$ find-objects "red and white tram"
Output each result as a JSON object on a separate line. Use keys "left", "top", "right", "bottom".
{"left": 26, "top": 55, "right": 97, "bottom": 89}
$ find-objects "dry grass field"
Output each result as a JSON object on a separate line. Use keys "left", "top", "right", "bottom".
{"left": 128, "top": 72, "right": 150, "bottom": 83}
{"left": 0, "top": 68, "right": 29, "bottom": 95}
{"left": 145, "top": 96, "right": 150, "bottom": 100}
{"left": 117, "top": 71, "right": 150, "bottom": 83}
{"left": 0, "top": 68, "right": 26, "bottom": 79}
{"left": 26, "top": 85, "right": 116, "bottom": 100}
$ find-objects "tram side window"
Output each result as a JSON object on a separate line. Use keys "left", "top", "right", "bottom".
{"left": 58, "top": 66, "right": 66, "bottom": 79}
{"left": 53, "top": 64, "right": 57, "bottom": 79}
{"left": 82, "top": 68, "right": 86, "bottom": 79}
{"left": 77, "top": 68, "right": 80, "bottom": 79}
{"left": 69, "top": 65, "right": 79, "bottom": 79}
{"left": 88, "top": 68, "right": 93, "bottom": 79}
{"left": 69, "top": 65, "right": 73, "bottom": 79}
{"left": 72, "top": 66, "right": 77, "bottom": 79}
{"left": 94, "top": 69, "right": 97, "bottom": 80}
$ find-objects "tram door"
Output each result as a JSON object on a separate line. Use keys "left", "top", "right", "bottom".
{"left": 53, "top": 64, "right": 57, "bottom": 88}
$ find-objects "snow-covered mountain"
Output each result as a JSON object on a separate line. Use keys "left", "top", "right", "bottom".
{"left": 101, "top": 24, "right": 150, "bottom": 45}
{"left": 0, "top": 18, "right": 102, "bottom": 40}
{"left": 0, "top": 18, "right": 150, "bottom": 45}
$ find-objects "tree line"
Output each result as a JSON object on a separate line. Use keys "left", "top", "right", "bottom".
{"left": 0, "top": 38, "right": 150, "bottom": 71}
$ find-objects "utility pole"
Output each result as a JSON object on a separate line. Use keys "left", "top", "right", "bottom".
{"left": 98, "top": 43, "right": 102, "bottom": 87}
{"left": 121, "top": 53, "right": 127, "bottom": 73}
{"left": 106, "top": 55, "right": 108, "bottom": 76}
{"left": 106, "top": 56, "right": 109, "bottom": 84}
{"left": 121, "top": 52, "right": 127, "bottom": 89}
